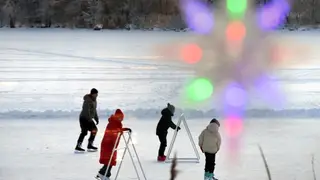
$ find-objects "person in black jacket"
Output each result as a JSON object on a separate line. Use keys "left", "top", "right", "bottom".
{"left": 156, "top": 103, "right": 181, "bottom": 161}
{"left": 75, "top": 88, "right": 100, "bottom": 152}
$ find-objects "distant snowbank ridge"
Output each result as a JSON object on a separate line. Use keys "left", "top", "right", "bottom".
{"left": 1, "top": 108, "right": 320, "bottom": 119}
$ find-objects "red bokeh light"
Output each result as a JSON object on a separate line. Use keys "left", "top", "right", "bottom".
{"left": 180, "top": 43, "right": 203, "bottom": 64}
{"left": 225, "top": 21, "right": 246, "bottom": 42}
{"left": 224, "top": 116, "right": 243, "bottom": 138}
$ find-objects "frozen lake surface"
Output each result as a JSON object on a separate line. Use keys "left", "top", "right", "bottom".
{"left": 0, "top": 119, "right": 320, "bottom": 180}
{"left": 1, "top": 29, "right": 320, "bottom": 119}
{"left": 0, "top": 29, "right": 320, "bottom": 180}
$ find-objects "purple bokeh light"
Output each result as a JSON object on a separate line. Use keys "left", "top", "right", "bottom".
{"left": 257, "top": 0, "right": 290, "bottom": 31}
{"left": 222, "top": 82, "right": 247, "bottom": 119}
{"left": 225, "top": 82, "right": 247, "bottom": 108}
{"left": 180, "top": 0, "right": 214, "bottom": 34}
{"left": 254, "top": 74, "right": 284, "bottom": 108}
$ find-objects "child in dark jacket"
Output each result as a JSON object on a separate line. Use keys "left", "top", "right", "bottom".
{"left": 198, "top": 118, "right": 221, "bottom": 180}
{"left": 96, "top": 109, "right": 131, "bottom": 180}
{"left": 156, "top": 103, "right": 181, "bottom": 162}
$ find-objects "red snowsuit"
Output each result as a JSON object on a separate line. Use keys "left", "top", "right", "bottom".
{"left": 99, "top": 109, "right": 130, "bottom": 166}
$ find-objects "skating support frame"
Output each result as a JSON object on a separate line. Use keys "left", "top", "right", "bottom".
{"left": 165, "top": 113, "right": 200, "bottom": 163}
{"left": 102, "top": 131, "right": 147, "bottom": 180}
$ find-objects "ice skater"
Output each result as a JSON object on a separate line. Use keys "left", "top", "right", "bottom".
{"left": 75, "top": 88, "right": 100, "bottom": 152}
{"left": 96, "top": 109, "right": 132, "bottom": 180}
{"left": 156, "top": 103, "right": 180, "bottom": 162}
{"left": 198, "top": 118, "right": 221, "bottom": 180}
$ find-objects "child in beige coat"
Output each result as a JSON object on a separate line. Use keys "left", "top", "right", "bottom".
{"left": 198, "top": 119, "right": 221, "bottom": 180}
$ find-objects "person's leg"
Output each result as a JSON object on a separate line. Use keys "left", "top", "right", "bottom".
{"left": 204, "top": 152, "right": 212, "bottom": 180}
{"left": 75, "top": 117, "right": 88, "bottom": 150}
{"left": 106, "top": 166, "right": 112, "bottom": 177}
{"left": 88, "top": 121, "right": 98, "bottom": 150}
{"left": 98, "top": 165, "right": 112, "bottom": 178}
{"left": 204, "top": 152, "right": 215, "bottom": 179}
{"left": 204, "top": 152, "right": 210, "bottom": 178}
{"left": 158, "top": 133, "right": 167, "bottom": 157}
{"left": 212, "top": 153, "right": 217, "bottom": 179}
{"left": 98, "top": 165, "right": 108, "bottom": 175}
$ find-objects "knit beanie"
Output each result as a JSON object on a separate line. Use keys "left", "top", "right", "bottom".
{"left": 210, "top": 118, "right": 220, "bottom": 127}
{"left": 167, "top": 103, "right": 175, "bottom": 114}
{"left": 90, "top": 88, "right": 98, "bottom": 94}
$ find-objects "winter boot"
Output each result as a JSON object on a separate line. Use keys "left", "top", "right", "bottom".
{"left": 204, "top": 172, "right": 210, "bottom": 180}
{"left": 87, "top": 141, "right": 98, "bottom": 152}
{"left": 212, "top": 173, "right": 218, "bottom": 180}
{"left": 157, "top": 156, "right": 166, "bottom": 162}
{"left": 162, "top": 156, "right": 167, "bottom": 160}
{"left": 75, "top": 142, "right": 85, "bottom": 152}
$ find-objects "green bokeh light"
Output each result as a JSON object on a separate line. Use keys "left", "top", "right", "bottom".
{"left": 186, "top": 78, "right": 214, "bottom": 101}
{"left": 227, "top": 0, "right": 247, "bottom": 16}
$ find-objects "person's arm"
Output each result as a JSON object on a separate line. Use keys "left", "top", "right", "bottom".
{"left": 198, "top": 130, "right": 204, "bottom": 151}
{"left": 216, "top": 132, "right": 221, "bottom": 152}
{"left": 94, "top": 108, "right": 99, "bottom": 124}
{"left": 122, "top": 127, "right": 132, "bottom": 133}
{"left": 168, "top": 117, "right": 180, "bottom": 130}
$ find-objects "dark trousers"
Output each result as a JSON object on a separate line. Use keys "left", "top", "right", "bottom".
{"left": 99, "top": 165, "right": 112, "bottom": 177}
{"left": 157, "top": 133, "right": 167, "bottom": 156}
{"left": 204, "top": 152, "right": 216, "bottom": 173}
{"left": 77, "top": 116, "right": 98, "bottom": 145}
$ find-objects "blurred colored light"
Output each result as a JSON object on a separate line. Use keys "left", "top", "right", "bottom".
{"left": 180, "top": 43, "right": 203, "bottom": 64}
{"left": 225, "top": 83, "right": 246, "bottom": 108}
{"left": 182, "top": 0, "right": 214, "bottom": 34}
{"left": 254, "top": 75, "right": 284, "bottom": 108}
{"left": 257, "top": 0, "right": 290, "bottom": 30}
{"left": 186, "top": 78, "right": 214, "bottom": 101}
{"left": 226, "top": 0, "right": 247, "bottom": 15}
{"left": 225, "top": 21, "right": 246, "bottom": 42}
{"left": 225, "top": 116, "right": 243, "bottom": 138}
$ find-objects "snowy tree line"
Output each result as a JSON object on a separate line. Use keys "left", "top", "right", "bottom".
{"left": 0, "top": 0, "right": 320, "bottom": 29}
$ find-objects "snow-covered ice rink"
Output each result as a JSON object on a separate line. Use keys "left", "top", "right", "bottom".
{"left": 0, "top": 29, "right": 320, "bottom": 179}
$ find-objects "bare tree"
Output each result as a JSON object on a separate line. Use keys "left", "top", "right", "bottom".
{"left": 2, "top": 0, "right": 19, "bottom": 28}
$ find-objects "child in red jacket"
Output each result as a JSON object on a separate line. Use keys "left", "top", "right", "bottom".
{"left": 96, "top": 109, "right": 131, "bottom": 180}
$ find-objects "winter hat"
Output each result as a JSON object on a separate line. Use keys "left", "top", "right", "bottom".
{"left": 114, "top": 109, "right": 124, "bottom": 121}
{"left": 167, "top": 103, "right": 175, "bottom": 114}
{"left": 90, "top": 88, "right": 98, "bottom": 94}
{"left": 210, "top": 118, "right": 220, "bottom": 127}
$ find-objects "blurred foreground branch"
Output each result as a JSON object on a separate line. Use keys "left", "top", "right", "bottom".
{"left": 312, "top": 154, "right": 317, "bottom": 180}
{"left": 170, "top": 153, "right": 178, "bottom": 180}
{"left": 258, "top": 145, "right": 272, "bottom": 180}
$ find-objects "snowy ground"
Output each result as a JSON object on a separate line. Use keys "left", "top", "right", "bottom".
{"left": 0, "top": 119, "right": 320, "bottom": 180}
{"left": 1, "top": 29, "right": 320, "bottom": 180}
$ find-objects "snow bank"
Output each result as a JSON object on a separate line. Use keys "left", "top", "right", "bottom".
{"left": 1, "top": 108, "right": 320, "bottom": 119}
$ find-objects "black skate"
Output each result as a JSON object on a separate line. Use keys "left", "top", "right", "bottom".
{"left": 95, "top": 173, "right": 110, "bottom": 180}
{"left": 87, "top": 142, "right": 98, "bottom": 152}
{"left": 75, "top": 143, "right": 85, "bottom": 153}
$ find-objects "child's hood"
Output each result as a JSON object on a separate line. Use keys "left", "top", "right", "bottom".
{"left": 114, "top": 109, "right": 124, "bottom": 121}
{"left": 206, "top": 122, "right": 219, "bottom": 133}
{"left": 106, "top": 109, "right": 124, "bottom": 130}
{"left": 161, "top": 108, "right": 173, "bottom": 116}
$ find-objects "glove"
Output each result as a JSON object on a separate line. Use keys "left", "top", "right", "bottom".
{"left": 95, "top": 119, "right": 99, "bottom": 125}
{"left": 177, "top": 126, "right": 181, "bottom": 131}
{"left": 123, "top": 128, "right": 132, "bottom": 133}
